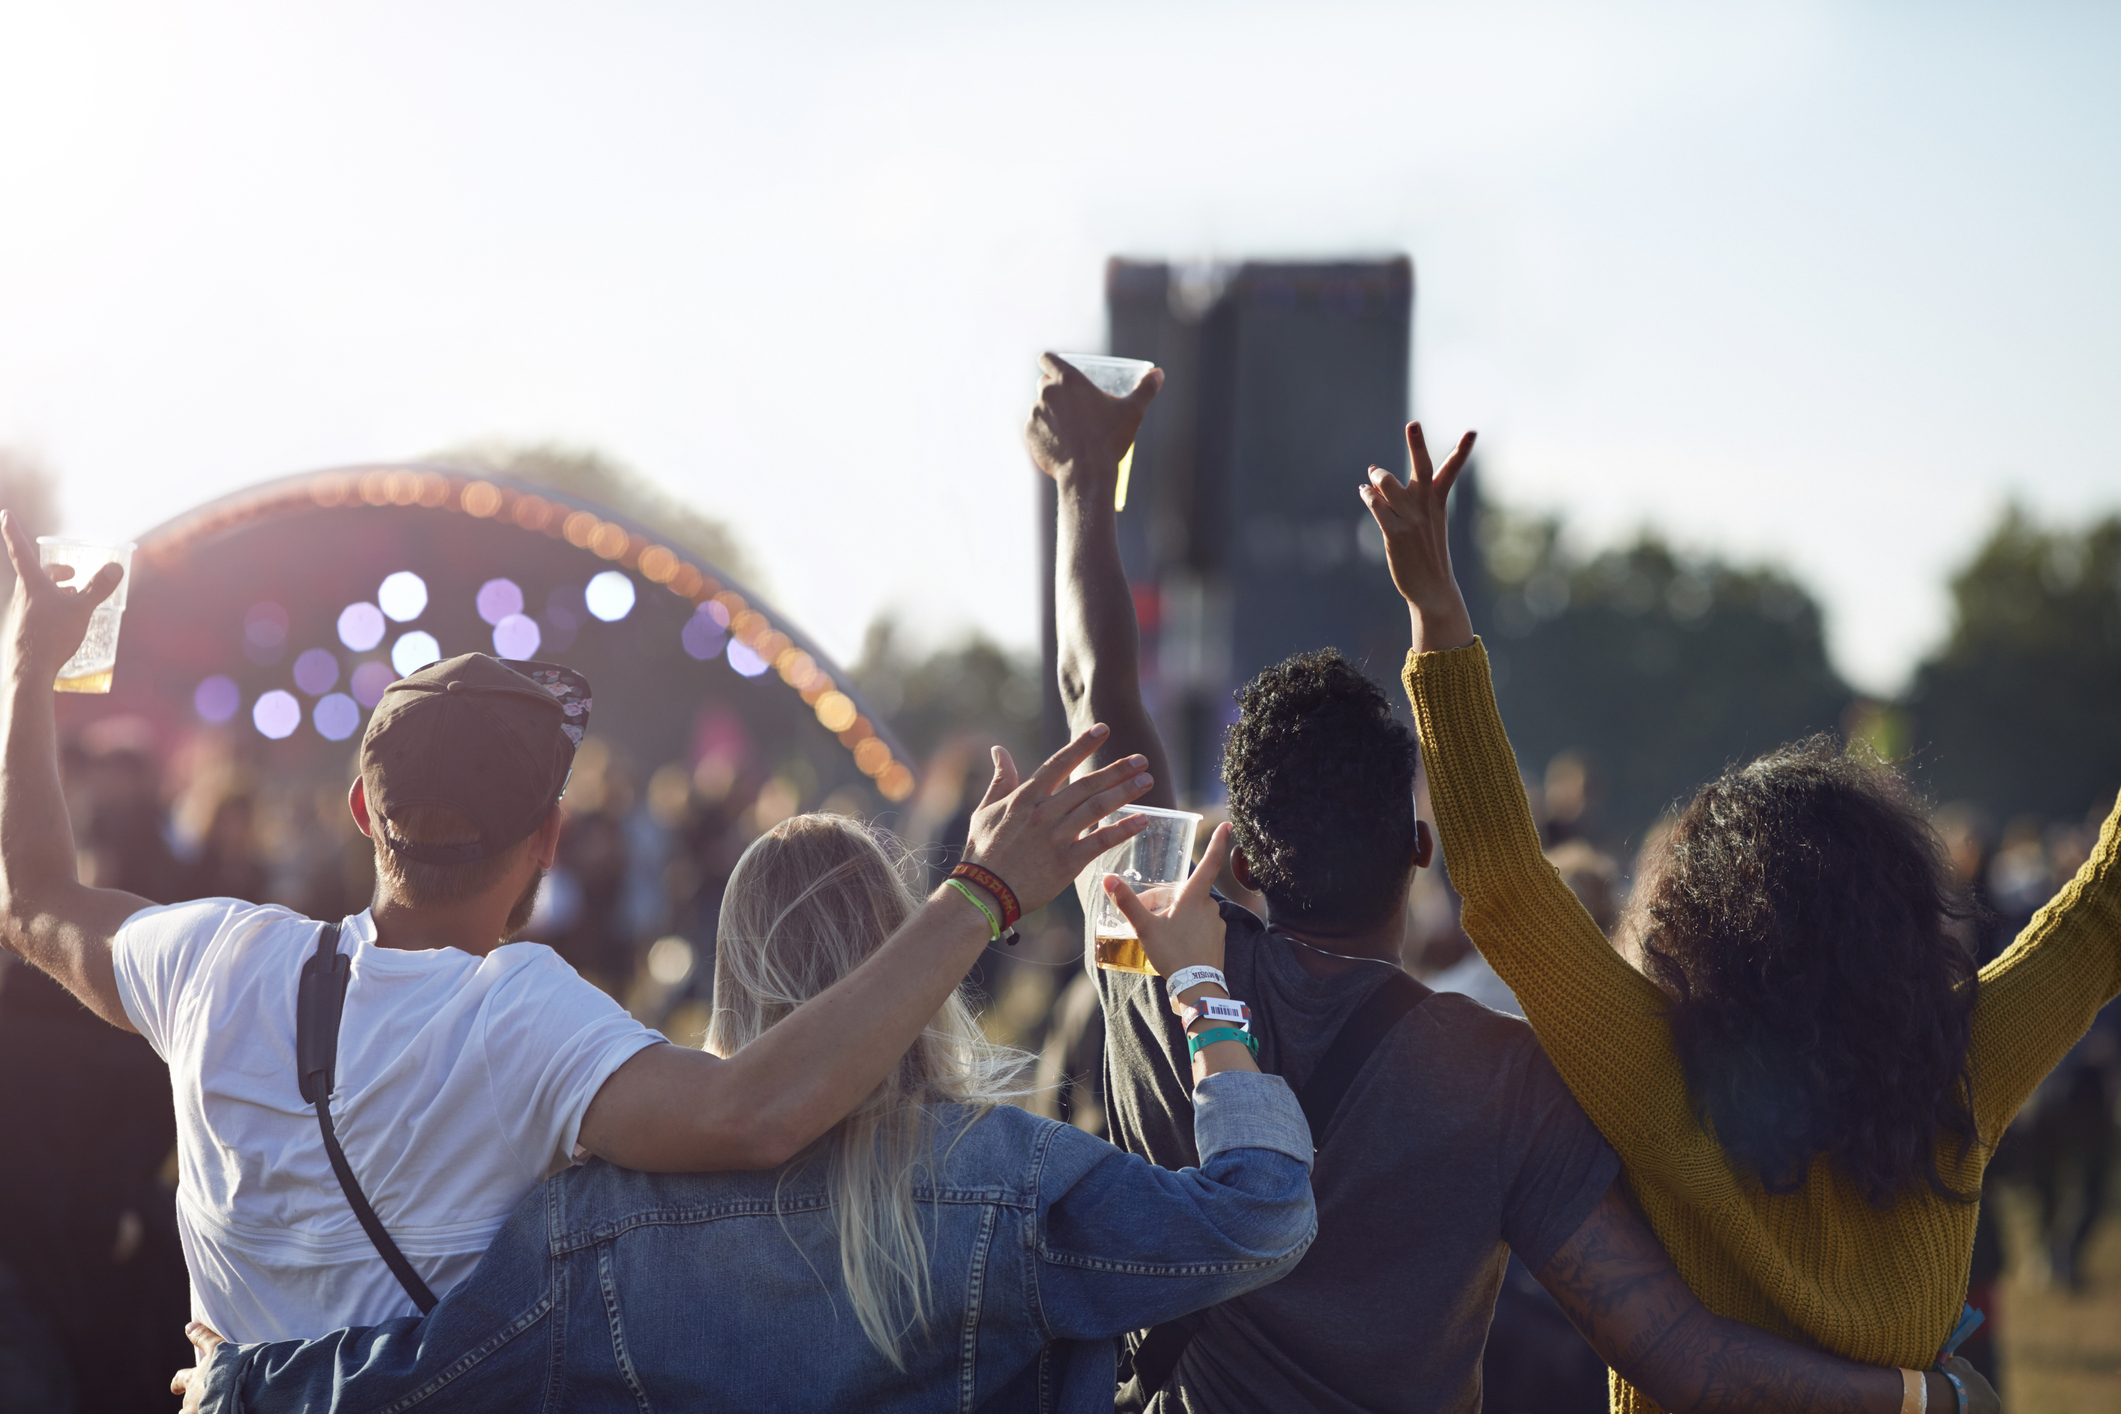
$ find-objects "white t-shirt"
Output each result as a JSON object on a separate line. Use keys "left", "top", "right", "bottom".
{"left": 112, "top": 900, "right": 663, "bottom": 1342}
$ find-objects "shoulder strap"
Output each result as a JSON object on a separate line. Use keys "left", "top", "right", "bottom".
{"left": 1117, "top": 969, "right": 1435, "bottom": 1411}
{"left": 296, "top": 923, "right": 439, "bottom": 1315}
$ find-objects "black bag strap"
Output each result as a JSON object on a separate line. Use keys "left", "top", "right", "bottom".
{"left": 296, "top": 922, "right": 439, "bottom": 1315}
{"left": 1117, "top": 969, "right": 1434, "bottom": 1411}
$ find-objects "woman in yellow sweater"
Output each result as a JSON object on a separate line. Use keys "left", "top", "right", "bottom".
{"left": 1361, "top": 423, "right": 2119, "bottom": 1414}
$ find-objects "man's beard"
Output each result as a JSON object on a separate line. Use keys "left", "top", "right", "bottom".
{"left": 503, "top": 868, "right": 546, "bottom": 939}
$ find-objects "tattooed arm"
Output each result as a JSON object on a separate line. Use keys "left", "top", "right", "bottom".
{"left": 1535, "top": 1181, "right": 1996, "bottom": 1414}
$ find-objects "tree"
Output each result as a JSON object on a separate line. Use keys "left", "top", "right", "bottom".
{"left": 1905, "top": 506, "right": 2121, "bottom": 823}
{"left": 1476, "top": 508, "right": 1852, "bottom": 847}
{"left": 848, "top": 618, "right": 1041, "bottom": 768}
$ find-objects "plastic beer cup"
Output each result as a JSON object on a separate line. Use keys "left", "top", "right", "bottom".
{"left": 36, "top": 537, "right": 136, "bottom": 694}
{"left": 1085, "top": 803, "right": 1203, "bottom": 975}
{"left": 1047, "top": 353, "right": 1156, "bottom": 511}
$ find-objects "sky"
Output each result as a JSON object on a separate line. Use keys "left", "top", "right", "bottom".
{"left": 0, "top": 0, "right": 2115, "bottom": 696}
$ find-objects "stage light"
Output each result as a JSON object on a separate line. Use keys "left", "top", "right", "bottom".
{"left": 194, "top": 676, "right": 240, "bottom": 724}
{"left": 350, "top": 660, "right": 396, "bottom": 707}
{"left": 392, "top": 631, "right": 442, "bottom": 675}
{"left": 681, "top": 607, "right": 727, "bottom": 661}
{"left": 727, "top": 640, "right": 768, "bottom": 677}
{"left": 253, "top": 690, "right": 301, "bottom": 740}
{"left": 646, "top": 936, "right": 694, "bottom": 986}
{"left": 314, "top": 693, "right": 361, "bottom": 742}
{"left": 585, "top": 570, "right": 635, "bottom": 622}
{"left": 814, "top": 691, "right": 857, "bottom": 734}
{"left": 293, "top": 649, "right": 340, "bottom": 696}
{"left": 378, "top": 571, "right": 428, "bottom": 622}
{"left": 476, "top": 578, "right": 524, "bottom": 626}
{"left": 337, "top": 602, "right": 386, "bottom": 652}
{"left": 492, "top": 613, "right": 541, "bottom": 659}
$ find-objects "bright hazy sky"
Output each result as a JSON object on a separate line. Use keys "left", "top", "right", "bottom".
{"left": 2, "top": 1, "right": 2115, "bottom": 695}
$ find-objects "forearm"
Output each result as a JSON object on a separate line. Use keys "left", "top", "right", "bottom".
{"left": 1634, "top": 1308, "right": 1948, "bottom": 1414}
{"left": 0, "top": 680, "right": 135, "bottom": 1025}
{"left": 1053, "top": 474, "right": 1174, "bottom": 804}
{"left": 592, "top": 890, "right": 994, "bottom": 1170}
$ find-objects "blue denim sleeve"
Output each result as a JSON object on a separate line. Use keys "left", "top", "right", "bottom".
{"left": 1031, "top": 1070, "right": 1317, "bottom": 1344}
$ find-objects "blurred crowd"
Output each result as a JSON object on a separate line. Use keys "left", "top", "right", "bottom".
{"left": 0, "top": 721, "right": 2112, "bottom": 1411}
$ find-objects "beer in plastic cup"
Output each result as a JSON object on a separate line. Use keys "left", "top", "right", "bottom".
{"left": 1047, "top": 354, "right": 1156, "bottom": 511}
{"left": 36, "top": 537, "right": 136, "bottom": 694}
{"left": 1084, "top": 803, "right": 1203, "bottom": 975}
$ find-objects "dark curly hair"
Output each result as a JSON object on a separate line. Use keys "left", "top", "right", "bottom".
{"left": 1221, "top": 650, "right": 1420, "bottom": 931}
{"left": 1630, "top": 736, "right": 1981, "bottom": 1206}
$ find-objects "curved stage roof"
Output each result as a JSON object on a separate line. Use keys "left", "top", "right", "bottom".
{"left": 68, "top": 463, "right": 913, "bottom": 807}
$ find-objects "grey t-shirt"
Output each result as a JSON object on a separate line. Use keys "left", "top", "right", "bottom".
{"left": 1099, "top": 899, "right": 1620, "bottom": 1414}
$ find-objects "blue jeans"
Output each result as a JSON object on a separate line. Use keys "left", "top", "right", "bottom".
{"left": 200, "top": 1069, "right": 1315, "bottom": 1413}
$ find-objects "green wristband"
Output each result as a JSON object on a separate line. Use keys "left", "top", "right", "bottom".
{"left": 943, "top": 877, "right": 1000, "bottom": 941}
{"left": 1187, "top": 1025, "right": 1258, "bottom": 1060}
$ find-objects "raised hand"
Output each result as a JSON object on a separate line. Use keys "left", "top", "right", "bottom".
{"left": 1358, "top": 422, "right": 1477, "bottom": 654}
{"left": 0, "top": 509, "right": 123, "bottom": 688}
{"left": 1103, "top": 822, "right": 1234, "bottom": 984}
{"left": 1024, "top": 353, "right": 1164, "bottom": 490}
{"left": 960, "top": 724, "right": 1155, "bottom": 914}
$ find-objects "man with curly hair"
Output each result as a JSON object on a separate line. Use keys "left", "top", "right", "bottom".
{"left": 1026, "top": 355, "right": 1994, "bottom": 1414}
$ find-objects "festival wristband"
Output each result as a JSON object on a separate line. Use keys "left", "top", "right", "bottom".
{"left": 943, "top": 878, "right": 1001, "bottom": 942}
{"left": 1937, "top": 1371, "right": 1965, "bottom": 1414}
{"left": 1898, "top": 1368, "right": 1926, "bottom": 1414}
{"left": 1186, "top": 1026, "right": 1258, "bottom": 1060}
{"left": 949, "top": 862, "right": 1021, "bottom": 935}
{"left": 1175, "top": 996, "right": 1252, "bottom": 1032}
{"left": 1166, "top": 965, "right": 1227, "bottom": 1000}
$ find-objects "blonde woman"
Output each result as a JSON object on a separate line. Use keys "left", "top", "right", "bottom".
{"left": 177, "top": 812, "right": 1316, "bottom": 1413}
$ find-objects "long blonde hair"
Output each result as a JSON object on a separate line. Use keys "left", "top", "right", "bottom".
{"left": 706, "top": 814, "right": 1029, "bottom": 1367}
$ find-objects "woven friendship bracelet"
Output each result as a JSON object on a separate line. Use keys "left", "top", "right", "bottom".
{"left": 1187, "top": 1025, "right": 1258, "bottom": 1060}
{"left": 949, "top": 862, "right": 1021, "bottom": 942}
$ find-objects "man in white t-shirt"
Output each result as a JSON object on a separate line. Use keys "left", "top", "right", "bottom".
{"left": 0, "top": 512, "right": 1157, "bottom": 1343}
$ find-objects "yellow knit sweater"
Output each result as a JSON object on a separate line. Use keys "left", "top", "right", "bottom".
{"left": 1403, "top": 640, "right": 2121, "bottom": 1414}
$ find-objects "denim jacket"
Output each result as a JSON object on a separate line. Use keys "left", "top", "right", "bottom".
{"left": 199, "top": 1069, "right": 1315, "bottom": 1414}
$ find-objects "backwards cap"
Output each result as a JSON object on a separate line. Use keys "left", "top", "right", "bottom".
{"left": 359, "top": 653, "right": 593, "bottom": 864}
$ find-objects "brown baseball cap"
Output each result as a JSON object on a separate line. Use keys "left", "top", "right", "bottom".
{"left": 359, "top": 653, "right": 594, "bottom": 865}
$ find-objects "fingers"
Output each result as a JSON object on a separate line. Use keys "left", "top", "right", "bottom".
{"left": 186, "top": 1320, "right": 223, "bottom": 1353}
{"left": 1055, "top": 764, "right": 1155, "bottom": 839}
{"left": 1068, "top": 810, "right": 1150, "bottom": 870}
{"left": 1181, "top": 822, "right": 1233, "bottom": 905}
{"left": 172, "top": 1370, "right": 192, "bottom": 1396}
{"left": 1122, "top": 367, "right": 1165, "bottom": 407}
{"left": 978, "top": 746, "right": 1019, "bottom": 810}
{"left": 1102, "top": 874, "right": 1155, "bottom": 935}
{"left": 77, "top": 561, "right": 122, "bottom": 611}
{"left": 1023, "top": 722, "right": 1112, "bottom": 798}
{"left": 1406, "top": 422, "right": 1435, "bottom": 487}
{"left": 1434, "top": 429, "right": 1476, "bottom": 499}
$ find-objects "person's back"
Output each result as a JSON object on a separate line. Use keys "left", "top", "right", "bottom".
{"left": 181, "top": 812, "right": 1320, "bottom": 1413}
{"left": 1100, "top": 906, "right": 1613, "bottom": 1411}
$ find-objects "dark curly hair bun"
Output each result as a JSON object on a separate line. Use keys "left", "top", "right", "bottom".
{"left": 1221, "top": 649, "right": 1420, "bottom": 931}
{"left": 1636, "top": 736, "right": 1981, "bottom": 1207}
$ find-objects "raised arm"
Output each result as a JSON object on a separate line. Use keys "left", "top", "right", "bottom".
{"left": 1026, "top": 353, "right": 1176, "bottom": 804}
{"left": 1364, "top": 428, "right": 1708, "bottom": 1169}
{"left": 577, "top": 727, "right": 1158, "bottom": 1171}
{"left": 0, "top": 511, "right": 153, "bottom": 1030}
{"left": 1966, "top": 791, "right": 2121, "bottom": 1140}
{"left": 1536, "top": 1179, "right": 1996, "bottom": 1414}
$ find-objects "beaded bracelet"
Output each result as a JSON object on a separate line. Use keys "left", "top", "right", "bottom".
{"left": 943, "top": 878, "right": 1002, "bottom": 942}
{"left": 949, "top": 862, "right": 1021, "bottom": 944}
{"left": 1187, "top": 1025, "right": 1258, "bottom": 1060}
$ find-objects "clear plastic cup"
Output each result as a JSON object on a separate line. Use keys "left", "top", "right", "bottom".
{"left": 1048, "top": 353, "right": 1156, "bottom": 511}
{"left": 37, "top": 537, "right": 136, "bottom": 694}
{"left": 1083, "top": 803, "right": 1203, "bottom": 975}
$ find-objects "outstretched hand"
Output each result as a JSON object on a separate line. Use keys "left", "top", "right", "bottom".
{"left": 0, "top": 509, "right": 123, "bottom": 688}
{"left": 959, "top": 724, "right": 1155, "bottom": 915}
{"left": 1359, "top": 422, "right": 1477, "bottom": 654}
{"left": 1024, "top": 353, "right": 1164, "bottom": 491}
{"left": 1104, "top": 822, "right": 1234, "bottom": 984}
